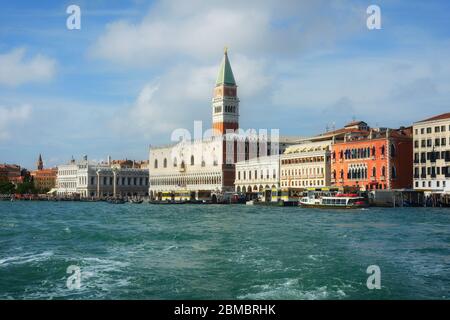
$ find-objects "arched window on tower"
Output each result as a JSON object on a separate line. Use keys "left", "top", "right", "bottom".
{"left": 191, "top": 155, "right": 195, "bottom": 166}
{"left": 163, "top": 158, "right": 167, "bottom": 168}
{"left": 154, "top": 159, "right": 158, "bottom": 169}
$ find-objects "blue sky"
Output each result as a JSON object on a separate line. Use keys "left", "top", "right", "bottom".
{"left": 1, "top": 0, "right": 449, "bottom": 168}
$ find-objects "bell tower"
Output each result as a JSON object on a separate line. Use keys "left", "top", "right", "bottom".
{"left": 37, "top": 154, "right": 44, "bottom": 170}
{"left": 212, "top": 48, "right": 239, "bottom": 135}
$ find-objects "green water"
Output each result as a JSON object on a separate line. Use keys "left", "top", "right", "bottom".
{"left": 0, "top": 202, "right": 449, "bottom": 299}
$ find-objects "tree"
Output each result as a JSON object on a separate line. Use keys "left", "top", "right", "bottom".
{"left": 0, "top": 181, "right": 15, "bottom": 194}
{"left": 15, "top": 181, "right": 37, "bottom": 195}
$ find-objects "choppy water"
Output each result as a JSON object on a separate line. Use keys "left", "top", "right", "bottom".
{"left": 0, "top": 202, "right": 449, "bottom": 300}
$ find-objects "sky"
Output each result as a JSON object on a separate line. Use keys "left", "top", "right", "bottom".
{"left": 0, "top": 0, "right": 449, "bottom": 169}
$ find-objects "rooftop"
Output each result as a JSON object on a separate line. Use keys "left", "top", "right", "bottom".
{"left": 215, "top": 48, "right": 236, "bottom": 86}
{"left": 415, "top": 113, "right": 450, "bottom": 124}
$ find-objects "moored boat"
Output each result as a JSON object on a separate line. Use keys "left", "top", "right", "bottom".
{"left": 300, "top": 193, "right": 368, "bottom": 209}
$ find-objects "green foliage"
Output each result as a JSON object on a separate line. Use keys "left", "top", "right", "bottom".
{"left": 15, "top": 182, "right": 37, "bottom": 195}
{"left": 0, "top": 181, "right": 15, "bottom": 194}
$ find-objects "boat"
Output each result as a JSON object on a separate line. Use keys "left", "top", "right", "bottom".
{"left": 299, "top": 193, "right": 368, "bottom": 209}
{"left": 129, "top": 198, "right": 143, "bottom": 204}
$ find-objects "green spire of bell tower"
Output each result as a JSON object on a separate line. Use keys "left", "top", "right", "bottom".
{"left": 215, "top": 47, "right": 236, "bottom": 86}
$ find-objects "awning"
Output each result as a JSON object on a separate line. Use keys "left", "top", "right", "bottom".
{"left": 47, "top": 188, "right": 57, "bottom": 194}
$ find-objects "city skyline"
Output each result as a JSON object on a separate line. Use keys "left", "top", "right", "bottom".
{"left": 1, "top": 0, "right": 450, "bottom": 169}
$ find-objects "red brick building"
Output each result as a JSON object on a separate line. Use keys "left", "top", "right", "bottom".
{"left": 331, "top": 125, "right": 413, "bottom": 191}
{"left": 0, "top": 164, "right": 25, "bottom": 185}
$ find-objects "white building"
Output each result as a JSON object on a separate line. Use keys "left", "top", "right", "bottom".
{"left": 234, "top": 155, "right": 280, "bottom": 195}
{"left": 56, "top": 157, "right": 149, "bottom": 198}
{"left": 413, "top": 113, "right": 450, "bottom": 192}
{"left": 280, "top": 141, "right": 332, "bottom": 189}
{"left": 149, "top": 137, "right": 233, "bottom": 200}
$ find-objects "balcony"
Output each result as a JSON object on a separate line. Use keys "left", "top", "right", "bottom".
{"left": 414, "top": 174, "right": 419, "bottom": 179}
{"left": 380, "top": 175, "right": 386, "bottom": 181}
{"left": 421, "top": 173, "right": 427, "bottom": 178}
{"left": 331, "top": 178, "right": 336, "bottom": 183}
{"left": 338, "top": 178, "right": 344, "bottom": 183}
{"left": 370, "top": 176, "right": 376, "bottom": 182}
{"left": 414, "top": 159, "right": 420, "bottom": 164}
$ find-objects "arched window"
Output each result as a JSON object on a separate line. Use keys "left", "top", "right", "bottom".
{"left": 391, "top": 166, "right": 397, "bottom": 179}
{"left": 163, "top": 158, "right": 167, "bottom": 168}
{"left": 190, "top": 155, "right": 194, "bottom": 166}
{"left": 390, "top": 143, "right": 396, "bottom": 157}
{"left": 154, "top": 159, "right": 158, "bottom": 169}
{"left": 173, "top": 158, "right": 177, "bottom": 167}
{"left": 382, "top": 166, "right": 386, "bottom": 177}
{"left": 372, "top": 167, "right": 376, "bottom": 177}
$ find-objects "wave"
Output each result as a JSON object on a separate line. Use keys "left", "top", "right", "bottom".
{"left": 237, "top": 278, "right": 348, "bottom": 300}
{"left": 0, "top": 251, "right": 54, "bottom": 267}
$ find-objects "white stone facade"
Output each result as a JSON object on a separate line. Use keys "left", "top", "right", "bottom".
{"left": 413, "top": 114, "right": 450, "bottom": 192}
{"left": 56, "top": 160, "right": 149, "bottom": 197}
{"left": 234, "top": 155, "right": 280, "bottom": 193}
{"left": 280, "top": 141, "right": 332, "bottom": 188}
{"left": 149, "top": 137, "right": 235, "bottom": 197}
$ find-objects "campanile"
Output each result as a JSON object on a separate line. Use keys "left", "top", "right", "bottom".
{"left": 212, "top": 48, "right": 239, "bottom": 135}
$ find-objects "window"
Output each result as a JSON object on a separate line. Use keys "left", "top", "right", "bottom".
{"left": 427, "top": 139, "right": 432, "bottom": 147}
{"left": 441, "top": 125, "right": 446, "bottom": 132}
{"left": 442, "top": 138, "right": 446, "bottom": 146}
{"left": 190, "top": 155, "right": 194, "bottom": 166}
{"left": 391, "top": 166, "right": 397, "bottom": 179}
{"left": 421, "top": 128, "right": 425, "bottom": 134}
{"left": 163, "top": 158, "right": 167, "bottom": 168}
{"left": 154, "top": 159, "right": 158, "bottom": 169}
{"left": 390, "top": 144, "right": 396, "bottom": 157}
{"left": 427, "top": 127, "right": 432, "bottom": 134}
{"left": 173, "top": 158, "right": 177, "bottom": 167}
{"left": 435, "top": 138, "right": 440, "bottom": 146}
{"left": 435, "top": 126, "right": 440, "bottom": 133}
{"left": 414, "top": 140, "right": 419, "bottom": 148}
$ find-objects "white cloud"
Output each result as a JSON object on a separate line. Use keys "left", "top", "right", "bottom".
{"left": 90, "top": 0, "right": 364, "bottom": 65}
{"left": 0, "top": 104, "right": 32, "bottom": 140}
{"left": 111, "top": 53, "right": 272, "bottom": 138}
{"left": 0, "top": 48, "right": 56, "bottom": 87}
